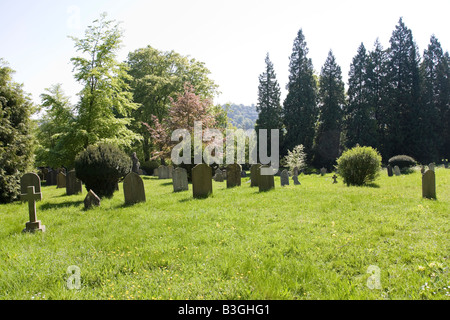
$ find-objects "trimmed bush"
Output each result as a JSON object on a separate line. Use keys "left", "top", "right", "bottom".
{"left": 336, "top": 146, "right": 382, "bottom": 186}
{"left": 388, "top": 155, "right": 416, "bottom": 173}
{"left": 140, "top": 159, "right": 160, "bottom": 175}
{"left": 74, "top": 144, "right": 132, "bottom": 198}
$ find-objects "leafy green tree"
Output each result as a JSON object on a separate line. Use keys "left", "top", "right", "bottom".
{"left": 313, "top": 50, "right": 346, "bottom": 169}
{"left": 35, "top": 84, "right": 76, "bottom": 168}
{"left": 420, "top": 35, "right": 450, "bottom": 162}
{"left": 344, "top": 43, "right": 378, "bottom": 149}
{"left": 127, "top": 46, "right": 218, "bottom": 161}
{"left": 0, "top": 60, "right": 35, "bottom": 203}
{"left": 69, "top": 13, "right": 141, "bottom": 154}
{"left": 384, "top": 18, "right": 421, "bottom": 161}
{"left": 255, "top": 53, "right": 283, "bottom": 154}
{"left": 283, "top": 29, "right": 318, "bottom": 163}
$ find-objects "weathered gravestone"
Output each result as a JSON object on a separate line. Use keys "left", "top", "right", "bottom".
{"left": 57, "top": 172, "right": 66, "bottom": 189}
{"left": 222, "top": 170, "right": 227, "bottom": 179}
{"left": 21, "top": 186, "right": 45, "bottom": 233}
{"left": 46, "top": 170, "right": 57, "bottom": 186}
{"left": 250, "top": 164, "right": 261, "bottom": 187}
{"left": 387, "top": 165, "right": 393, "bottom": 177}
{"left": 258, "top": 165, "right": 275, "bottom": 192}
{"left": 153, "top": 168, "right": 159, "bottom": 177}
{"left": 192, "top": 164, "right": 212, "bottom": 198}
{"left": 158, "top": 166, "right": 170, "bottom": 179}
{"left": 84, "top": 190, "right": 101, "bottom": 210}
{"left": 20, "top": 173, "right": 41, "bottom": 196}
{"left": 421, "top": 166, "right": 426, "bottom": 174}
{"left": 66, "top": 170, "right": 82, "bottom": 195}
{"left": 422, "top": 169, "right": 436, "bottom": 199}
{"left": 394, "top": 165, "right": 401, "bottom": 176}
{"left": 280, "top": 169, "right": 289, "bottom": 186}
{"left": 123, "top": 172, "right": 146, "bottom": 205}
{"left": 226, "top": 164, "right": 242, "bottom": 188}
{"left": 168, "top": 166, "right": 174, "bottom": 179}
{"left": 320, "top": 167, "right": 327, "bottom": 176}
{"left": 213, "top": 169, "right": 224, "bottom": 182}
{"left": 292, "top": 167, "right": 301, "bottom": 185}
{"left": 428, "top": 163, "right": 435, "bottom": 172}
{"left": 173, "top": 167, "right": 189, "bottom": 192}
{"left": 131, "top": 152, "right": 140, "bottom": 174}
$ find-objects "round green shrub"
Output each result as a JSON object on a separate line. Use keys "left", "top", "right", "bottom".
{"left": 336, "top": 146, "right": 382, "bottom": 186}
{"left": 74, "top": 144, "right": 132, "bottom": 198}
{"left": 388, "top": 155, "right": 416, "bottom": 173}
{"left": 140, "top": 159, "right": 160, "bottom": 175}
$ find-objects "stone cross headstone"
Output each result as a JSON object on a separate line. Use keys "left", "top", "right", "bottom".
{"left": 21, "top": 186, "right": 45, "bottom": 233}
{"left": 387, "top": 164, "right": 393, "bottom": 177}
{"left": 258, "top": 165, "right": 275, "bottom": 192}
{"left": 428, "top": 163, "right": 435, "bottom": 171}
{"left": 123, "top": 172, "right": 146, "bottom": 205}
{"left": 84, "top": 190, "right": 101, "bottom": 210}
{"left": 320, "top": 167, "right": 327, "bottom": 176}
{"left": 226, "top": 164, "right": 242, "bottom": 188}
{"left": 131, "top": 152, "right": 140, "bottom": 174}
{"left": 280, "top": 169, "right": 289, "bottom": 186}
{"left": 394, "top": 165, "right": 401, "bottom": 176}
{"left": 192, "top": 164, "right": 212, "bottom": 198}
{"left": 173, "top": 167, "right": 189, "bottom": 192}
{"left": 20, "top": 173, "right": 42, "bottom": 196}
{"left": 422, "top": 169, "right": 436, "bottom": 199}
{"left": 332, "top": 174, "right": 338, "bottom": 184}
{"left": 57, "top": 172, "right": 66, "bottom": 189}
{"left": 158, "top": 166, "right": 170, "bottom": 179}
{"left": 250, "top": 164, "right": 261, "bottom": 187}
{"left": 66, "top": 170, "right": 83, "bottom": 195}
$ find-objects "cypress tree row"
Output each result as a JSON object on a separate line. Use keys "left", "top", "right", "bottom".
{"left": 282, "top": 29, "right": 318, "bottom": 163}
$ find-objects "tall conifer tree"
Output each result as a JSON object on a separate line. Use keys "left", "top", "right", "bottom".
{"left": 282, "top": 29, "right": 318, "bottom": 162}
{"left": 313, "top": 50, "right": 345, "bottom": 169}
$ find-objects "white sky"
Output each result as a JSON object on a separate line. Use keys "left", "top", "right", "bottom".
{"left": 1, "top": 0, "right": 449, "bottom": 107}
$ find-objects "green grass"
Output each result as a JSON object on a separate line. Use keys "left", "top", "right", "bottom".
{"left": 0, "top": 168, "right": 449, "bottom": 300}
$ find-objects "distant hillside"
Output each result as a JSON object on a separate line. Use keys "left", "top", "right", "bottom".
{"left": 223, "top": 104, "right": 258, "bottom": 130}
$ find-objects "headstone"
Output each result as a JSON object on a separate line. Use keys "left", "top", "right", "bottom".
{"left": 428, "top": 163, "right": 435, "bottom": 171}
{"left": 57, "top": 172, "right": 66, "bottom": 189}
{"left": 46, "top": 170, "right": 57, "bottom": 186}
{"left": 421, "top": 166, "right": 426, "bottom": 174}
{"left": 131, "top": 152, "right": 140, "bottom": 174}
{"left": 332, "top": 174, "right": 338, "bottom": 184}
{"left": 213, "top": 170, "right": 224, "bottom": 182}
{"left": 226, "top": 164, "right": 242, "bottom": 188}
{"left": 192, "top": 164, "right": 212, "bottom": 198}
{"left": 123, "top": 172, "right": 146, "bottom": 205}
{"left": 258, "top": 165, "right": 275, "bottom": 192}
{"left": 292, "top": 167, "right": 301, "bottom": 185}
{"left": 168, "top": 166, "right": 174, "bottom": 179}
{"left": 173, "top": 167, "right": 189, "bottom": 192}
{"left": 20, "top": 173, "right": 41, "bottom": 196}
{"left": 66, "top": 170, "right": 83, "bottom": 195}
{"left": 394, "top": 165, "right": 401, "bottom": 176}
{"left": 153, "top": 168, "right": 159, "bottom": 177}
{"left": 422, "top": 169, "right": 436, "bottom": 199}
{"left": 241, "top": 170, "right": 247, "bottom": 178}
{"left": 21, "top": 186, "right": 45, "bottom": 233}
{"left": 387, "top": 164, "right": 393, "bottom": 177}
{"left": 84, "top": 190, "right": 101, "bottom": 210}
{"left": 280, "top": 169, "right": 289, "bottom": 186}
{"left": 250, "top": 164, "right": 261, "bottom": 187}
{"left": 320, "top": 167, "right": 327, "bottom": 176}
{"left": 222, "top": 169, "right": 227, "bottom": 179}
{"left": 158, "top": 166, "right": 170, "bottom": 179}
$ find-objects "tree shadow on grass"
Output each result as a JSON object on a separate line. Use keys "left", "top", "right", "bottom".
{"left": 362, "top": 183, "right": 380, "bottom": 188}
{"left": 159, "top": 181, "right": 173, "bottom": 186}
{"left": 39, "top": 200, "right": 84, "bottom": 211}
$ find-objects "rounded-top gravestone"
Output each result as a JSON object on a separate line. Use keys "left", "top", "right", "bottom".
{"left": 192, "top": 164, "right": 213, "bottom": 198}
{"left": 20, "top": 173, "right": 41, "bottom": 196}
{"left": 123, "top": 172, "right": 146, "bottom": 205}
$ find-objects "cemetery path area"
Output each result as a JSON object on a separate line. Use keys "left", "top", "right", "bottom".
{"left": 0, "top": 168, "right": 449, "bottom": 300}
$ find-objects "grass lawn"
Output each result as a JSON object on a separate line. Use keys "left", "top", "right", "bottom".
{"left": 0, "top": 168, "right": 449, "bottom": 300}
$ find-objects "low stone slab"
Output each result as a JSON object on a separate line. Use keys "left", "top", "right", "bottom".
{"left": 84, "top": 190, "right": 101, "bottom": 210}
